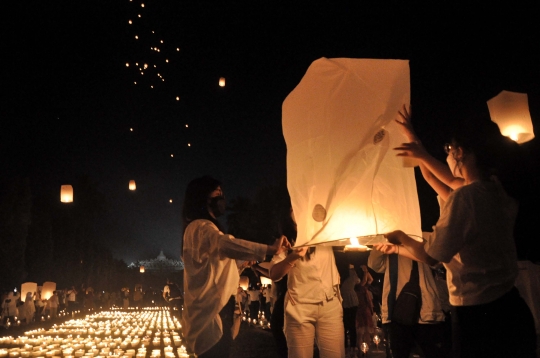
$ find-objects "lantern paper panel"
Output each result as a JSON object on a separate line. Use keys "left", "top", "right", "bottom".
{"left": 60, "top": 185, "right": 73, "bottom": 203}
{"left": 487, "top": 90, "right": 535, "bottom": 144}
{"left": 260, "top": 276, "right": 272, "bottom": 286}
{"left": 239, "top": 276, "right": 249, "bottom": 291}
{"left": 129, "top": 180, "right": 136, "bottom": 190}
{"left": 282, "top": 57, "right": 422, "bottom": 247}
{"left": 21, "top": 282, "right": 37, "bottom": 302}
{"left": 41, "top": 281, "right": 56, "bottom": 300}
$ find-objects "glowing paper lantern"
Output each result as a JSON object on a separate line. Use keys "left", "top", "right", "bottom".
{"left": 487, "top": 90, "right": 534, "bottom": 144}
{"left": 60, "top": 185, "right": 73, "bottom": 203}
{"left": 260, "top": 277, "right": 272, "bottom": 286}
{"left": 21, "top": 282, "right": 37, "bottom": 302}
{"left": 41, "top": 282, "right": 56, "bottom": 300}
{"left": 140, "top": 266, "right": 145, "bottom": 273}
{"left": 282, "top": 58, "right": 421, "bottom": 247}
{"left": 239, "top": 276, "right": 249, "bottom": 291}
{"left": 219, "top": 77, "right": 226, "bottom": 87}
{"left": 129, "top": 180, "right": 136, "bottom": 190}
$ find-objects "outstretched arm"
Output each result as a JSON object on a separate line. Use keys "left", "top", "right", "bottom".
{"left": 375, "top": 230, "right": 439, "bottom": 266}
{"left": 394, "top": 104, "right": 464, "bottom": 194}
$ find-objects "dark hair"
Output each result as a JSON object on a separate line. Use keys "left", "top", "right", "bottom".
{"left": 450, "top": 116, "right": 520, "bottom": 181}
{"left": 182, "top": 175, "right": 222, "bottom": 232}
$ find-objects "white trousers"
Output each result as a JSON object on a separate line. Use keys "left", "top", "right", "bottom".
{"left": 284, "top": 295, "right": 345, "bottom": 358}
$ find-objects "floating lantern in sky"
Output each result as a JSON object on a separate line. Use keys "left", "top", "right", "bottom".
{"left": 219, "top": 77, "right": 226, "bottom": 87}
{"left": 129, "top": 180, "right": 136, "bottom": 190}
{"left": 138, "top": 14, "right": 141, "bottom": 17}
{"left": 176, "top": 96, "right": 179, "bottom": 101}
{"left": 141, "top": 3, "right": 144, "bottom": 7}
{"left": 140, "top": 266, "right": 145, "bottom": 273}
{"left": 134, "top": 35, "right": 138, "bottom": 40}
{"left": 282, "top": 58, "right": 421, "bottom": 247}
{"left": 170, "top": 154, "right": 174, "bottom": 157}
{"left": 169, "top": 199, "right": 173, "bottom": 203}
{"left": 487, "top": 90, "right": 534, "bottom": 144}
{"left": 185, "top": 124, "right": 188, "bottom": 127}
{"left": 187, "top": 143, "right": 191, "bottom": 147}
{"left": 176, "top": 48, "right": 180, "bottom": 51}
{"left": 165, "top": 59, "right": 169, "bottom": 63}
{"left": 126, "top": 62, "right": 129, "bottom": 67}
{"left": 128, "top": 20, "right": 132, "bottom": 25}
{"left": 143, "top": 63, "right": 148, "bottom": 69}
{"left": 60, "top": 185, "right": 73, "bottom": 203}
{"left": 260, "top": 277, "right": 272, "bottom": 286}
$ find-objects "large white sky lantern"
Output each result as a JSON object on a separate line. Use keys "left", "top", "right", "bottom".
{"left": 60, "top": 185, "right": 73, "bottom": 203}
{"left": 21, "top": 282, "right": 37, "bottom": 302}
{"left": 41, "top": 281, "right": 56, "bottom": 300}
{"left": 487, "top": 90, "right": 535, "bottom": 144}
{"left": 282, "top": 58, "right": 422, "bottom": 247}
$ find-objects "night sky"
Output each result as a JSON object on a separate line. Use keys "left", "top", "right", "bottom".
{"left": 2, "top": 1, "right": 539, "bottom": 263}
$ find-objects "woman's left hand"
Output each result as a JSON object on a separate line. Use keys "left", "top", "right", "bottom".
{"left": 372, "top": 243, "right": 398, "bottom": 255}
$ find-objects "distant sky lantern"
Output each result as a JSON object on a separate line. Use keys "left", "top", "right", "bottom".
{"left": 169, "top": 199, "right": 173, "bottom": 203}
{"left": 135, "top": 62, "right": 139, "bottom": 66}
{"left": 141, "top": 3, "right": 144, "bottom": 7}
{"left": 140, "top": 266, "right": 145, "bottom": 273}
{"left": 487, "top": 90, "right": 534, "bottom": 144}
{"left": 130, "top": 128, "right": 133, "bottom": 131}
{"left": 150, "top": 85, "right": 153, "bottom": 88}
{"left": 60, "top": 185, "right": 73, "bottom": 203}
{"left": 176, "top": 48, "right": 180, "bottom": 51}
{"left": 170, "top": 154, "right": 174, "bottom": 157}
{"left": 129, "top": 180, "right": 136, "bottom": 190}
{"left": 165, "top": 59, "right": 169, "bottom": 63}
{"left": 143, "top": 63, "right": 148, "bottom": 69}
{"left": 239, "top": 276, "right": 249, "bottom": 290}
{"left": 134, "top": 82, "right": 137, "bottom": 85}
{"left": 283, "top": 58, "right": 421, "bottom": 247}
{"left": 260, "top": 277, "right": 272, "bottom": 286}
{"left": 176, "top": 96, "right": 179, "bottom": 100}
{"left": 135, "top": 35, "right": 138, "bottom": 40}
{"left": 187, "top": 143, "right": 191, "bottom": 147}
{"left": 128, "top": 20, "right": 132, "bottom": 24}
{"left": 219, "top": 77, "right": 226, "bottom": 87}
{"left": 185, "top": 124, "right": 188, "bottom": 128}
{"left": 125, "top": 63, "right": 129, "bottom": 67}
{"left": 160, "top": 40, "right": 164, "bottom": 43}
{"left": 138, "top": 14, "right": 141, "bottom": 17}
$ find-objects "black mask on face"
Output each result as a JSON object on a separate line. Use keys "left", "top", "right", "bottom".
{"left": 209, "top": 195, "right": 226, "bottom": 217}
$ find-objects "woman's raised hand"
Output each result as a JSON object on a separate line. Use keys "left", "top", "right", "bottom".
{"left": 395, "top": 104, "right": 418, "bottom": 142}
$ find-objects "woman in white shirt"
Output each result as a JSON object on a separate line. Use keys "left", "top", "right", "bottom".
{"left": 182, "top": 176, "right": 289, "bottom": 358}
{"left": 377, "top": 116, "right": 536, "bottom": 357}
{"left": 269, "top": 208, "right": 344, "bottom": 358}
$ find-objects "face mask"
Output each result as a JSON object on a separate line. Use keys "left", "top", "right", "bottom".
{"left": 209, "top": 195, "right": 226, "bottom": 217}
{"left": 446, "top": 153, "right": 463, "bottom": 178}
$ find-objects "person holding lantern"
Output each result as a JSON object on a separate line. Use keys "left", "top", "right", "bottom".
{"left": 375, "top": 110, "right": 536, "bottom": 358}
{"left": 269, "top": 208, "right": 344, "bottom": 358}
{"left": 181, "top": 175, "right": 290, "bottom": 358}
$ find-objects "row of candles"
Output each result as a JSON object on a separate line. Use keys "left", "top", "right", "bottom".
{"left": 0, "top": 308, "right": 187, "bottom": 358}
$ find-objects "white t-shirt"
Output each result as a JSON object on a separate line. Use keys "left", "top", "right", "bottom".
{"left": 271, "top": 246, "right": 340, "bottom": 304}
{"left": 183, "top": 219, "right": 267, "bottom": 356}
{"left": 426, "top": 179, "right": 518, "bottom": 306}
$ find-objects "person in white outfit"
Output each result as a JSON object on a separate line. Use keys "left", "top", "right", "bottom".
{"left": 182, "top": 176, "right": 290, "bottom": 358}
{"left": 270, "top": 241, "right": 344, "bottom": 358}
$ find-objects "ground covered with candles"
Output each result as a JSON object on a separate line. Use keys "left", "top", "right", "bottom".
{"left": 0, "top": 308, "right": 188, "bottom": 358}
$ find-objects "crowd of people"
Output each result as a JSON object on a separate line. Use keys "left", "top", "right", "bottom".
{"left": 180, "top": 105, "right": 537, "bottom": 358}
